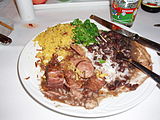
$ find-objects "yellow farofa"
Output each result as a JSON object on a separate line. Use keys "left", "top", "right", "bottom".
{"left": 34, "top": 23, "right": 75, "bottom": 65}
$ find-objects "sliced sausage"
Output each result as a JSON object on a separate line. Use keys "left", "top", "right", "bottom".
{"left": 70, "top": 44, "right": 85, "bottom": 56}
{"left": 69, "top": 56, "right": 89, "bottom": 66}
{"left": 76, "top": 60, "right": 94, "bottom": 78}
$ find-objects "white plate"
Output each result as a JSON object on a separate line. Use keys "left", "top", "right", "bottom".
{"left": 17, "top": 20, "right": 159, "bottom": 118}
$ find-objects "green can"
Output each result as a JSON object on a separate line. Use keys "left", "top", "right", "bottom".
{"left": 110, "top": 0, "right": 141, "bottom": 27}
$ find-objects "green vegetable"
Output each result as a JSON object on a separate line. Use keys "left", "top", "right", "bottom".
{"left": 71, "top": 19, "right": 99, "bottom": 46}
{"left": 98, "top": 59, "right": 106, "bottom": 64}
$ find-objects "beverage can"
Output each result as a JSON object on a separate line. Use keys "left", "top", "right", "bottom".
{"left": 110, "top": 0, "right": 141, "bottom": 27}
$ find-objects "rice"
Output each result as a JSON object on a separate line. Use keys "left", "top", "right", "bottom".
{"left": 34, "top": 23, "right": 75, "bottom": 65}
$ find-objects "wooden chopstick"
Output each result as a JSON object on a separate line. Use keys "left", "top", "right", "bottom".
{"left": 0, "top": 21, "right": 14, "bottom": 31}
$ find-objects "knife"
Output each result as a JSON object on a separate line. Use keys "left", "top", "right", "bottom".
{"left": 90, "top": 15, "right": 160, "bottom": 53}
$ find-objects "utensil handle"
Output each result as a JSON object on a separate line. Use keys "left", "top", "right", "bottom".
{"left": 131, "top": 60, "right": 160, "bottom": 84}
{"left": 90, "top": 15, "right": 121, "bottom": 31}
{"left": 154, "top": 24, "right": 160, "bottom": 27}
{"left": 0, "top": 21, "right": 14, "bottom": 31}
{"left": 0, "top": 33, "right": 12, "bottom": 45}
{"left": 90, "top": 15, "right": 160, "bottom": 53}
{"left": 133, "top": 34, "right": 160, "bottom": 53}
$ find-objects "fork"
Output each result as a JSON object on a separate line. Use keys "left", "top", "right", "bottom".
{"left": 116, "top": 52, "right": 160, "bottom": 85}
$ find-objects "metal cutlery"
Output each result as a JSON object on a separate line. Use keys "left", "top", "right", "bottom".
{"left": 90, "top": 15, "right": 160, "bottom": 53}
{"left": 116, "top": 52, "right": 160, "bottom": 85}
{"left": 0, "top": 33, "right": 12, "bottom": 45}
{"left": 154, "top": 24, "right": 160, "bottom": 27}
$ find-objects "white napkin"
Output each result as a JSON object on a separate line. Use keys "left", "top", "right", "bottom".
{"left": 15, "top": 0, "right": 35, "bottom": 21}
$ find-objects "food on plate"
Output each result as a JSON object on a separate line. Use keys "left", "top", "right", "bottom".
{"left": 33, "top": 19, "right": 152, "bottom": 109}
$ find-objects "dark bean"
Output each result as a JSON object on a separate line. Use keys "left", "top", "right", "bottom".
{"left": 115, "top": 34, "right": 122, "bottom": 39}
{"left": 125, "top": 83, "right": 131, "bottom": 88}
{"left": 102, "top": 49, "right": 112, "bottom": 55}
{"left": 124, "top": 75, "right": 130, "bottom": 80}
{"left": 111, "top": 63, "right": 115, "bottom": 68}
{"left": 95, "top": 62, "right": 102, "bottom": 66}
{"left": 107, "top": 84, "right": 116, "bottom": 91}
{"left": 114, "top": 80, "right": 121, "bottom": 87}
{"left": 97, "top": 50, "right": 101, "bottom": 54}
{"left": 93, "top": 56, "right": 97, "bottom": 60}
{"left": 130, "top": 84, "right": 139, "bottom": 90}
{"left": 125, "top": 83, "right": 139, "bottom": 91}
{"left": 101, "top": 44, "right": 107, "bottom": 49}
{"left": 94, "top": 52, "right": 98, "bottom": 55}
{"left": 120, "top": 80, "right": 126, "bottom": 85}
{"left": 118, "top": 67, "right": 125, "bottom": 72}
{"left": 87, "top": 47, "right": 93, "bottom": 53}
{"left": 128, "top": 64, "right": 134, "bottom": 69}
{"left": 102, "top": 55, "right": 107, "bottom": 60}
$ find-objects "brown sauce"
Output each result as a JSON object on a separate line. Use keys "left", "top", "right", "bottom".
{"left": 39, "top": 30, "right": 146, "bottom": 109}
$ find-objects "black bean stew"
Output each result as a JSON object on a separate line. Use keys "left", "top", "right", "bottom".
{"left": 40, "top": 31, "right": 142, "bottom": 109}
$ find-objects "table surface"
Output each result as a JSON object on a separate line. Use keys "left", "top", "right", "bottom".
{"left": 0, "top": 0, "right": 160, "bottom": 120}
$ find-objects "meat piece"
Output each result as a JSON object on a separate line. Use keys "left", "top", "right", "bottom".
{"left": 69, "top": 56, "right": 89, "bottom": 66}
{"left": 69, "top": 55, "right": 95, "bottom": 78}
{"left": 85, "top": 76, "right": 105, "bottom": 91}
{"left": 70, "top": 44, "right": 85, "bottom": 56}
{"left": 64, "top": 70, "right": 83, "bottom": 89}
{"left": 46, "top": 69, "right": 65, "bottom": 88}
{"left": 76, "top": 60, "right": 94, "bottom": 78}
{"left": 107, "top": 84, "right": 116, "bottom": 91}
{"left": 48, "top": 54, "right": 59, "bottom": 67}
{"left": 69, "top": 56, "right": 82, "bottom": 67}
{"left": 64, "top": 70, "right": 84, "bottom": 99}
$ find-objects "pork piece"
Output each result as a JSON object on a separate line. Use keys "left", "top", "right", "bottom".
{"left": 45, "top": 68, "right": 65, "bottom": 89}
{"left": 64, "top": 70, "right": 84, "bottom": 99}
{"left": 70, "top": 44, "right": 85, "bottom": 56}
{"left": 84, "top": 76, "right": 105, "bottom": 91}
{"left": 69, "top": 56, "right": 95, "bottom": 78}
{"left": 45, "top": 54, "right": 65, "bottom": 89}
{"left": 64, "top": 70, "right": 83, "bottom": 89}
{"left": 76, "top": 60, "right": 94, "bottom": 78}
{"left": 43, "top": 90, "right": 62, "bottom": 100}
{"left": 47, "top": 54, "right": 59, "bottom": 67}
{"left": 69, "top": 56, "right": 89, "bottom": 66}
